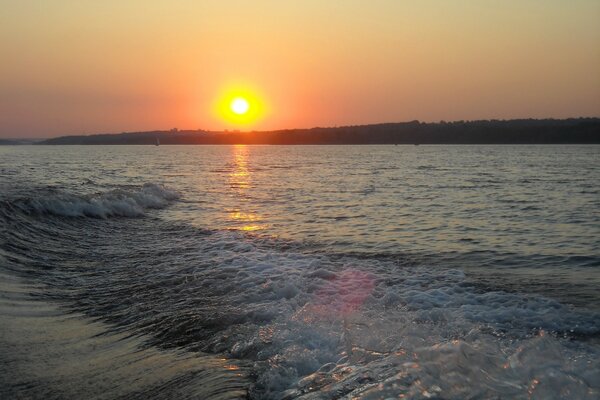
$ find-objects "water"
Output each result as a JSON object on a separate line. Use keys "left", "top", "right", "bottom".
{"left": 1, "top": 145, "right": 599, "bottom": 399}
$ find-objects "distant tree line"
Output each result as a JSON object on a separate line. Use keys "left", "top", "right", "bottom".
{"left": 40, "top": 118, "right": 600, "bottom": 145}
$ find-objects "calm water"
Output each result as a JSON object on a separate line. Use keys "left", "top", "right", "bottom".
{"left": 1, "top": 145, "right": 599, "bottom": 399}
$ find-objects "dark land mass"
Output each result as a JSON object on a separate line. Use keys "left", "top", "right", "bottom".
{"left": 40, "top": 118, "right": 600, "bottom": 145}
{"left": 0, "top": 138, "right": 41, "bottom": 145}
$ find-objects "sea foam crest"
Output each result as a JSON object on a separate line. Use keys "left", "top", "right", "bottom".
{"left": 19, "top": 183, "right": 180, "bottom": 218}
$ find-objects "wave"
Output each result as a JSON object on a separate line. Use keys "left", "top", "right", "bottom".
{"left": 2, "top": 207, "right": 599, "bottom": 399}
{"left": 1, "top": 183, "right": 180, "bottom": 218}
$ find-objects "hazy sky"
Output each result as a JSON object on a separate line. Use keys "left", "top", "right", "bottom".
{"left": 1, "top": 0, "right": 599, "bottom": 138}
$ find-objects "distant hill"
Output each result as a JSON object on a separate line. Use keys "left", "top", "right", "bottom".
{"left": 0, "top": 138, "right": 41, "bottom": 145}
{"left": 40, "top": 118, "right": 600, "bottom": 145}
{"left": 0, "top": 139, "right": 41, "bottom": 146}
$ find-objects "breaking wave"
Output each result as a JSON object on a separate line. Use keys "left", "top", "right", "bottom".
{"left": 1, "top": 183, "right": 180, "bottom": 218}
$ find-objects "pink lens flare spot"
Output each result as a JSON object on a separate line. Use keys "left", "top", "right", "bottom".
{"left": 318, "top": 269, "right": 376, "bottom": 315}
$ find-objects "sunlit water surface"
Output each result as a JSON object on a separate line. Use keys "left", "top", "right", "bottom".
{"left": 1, "top": 145, "right": 599, "bottom": 399}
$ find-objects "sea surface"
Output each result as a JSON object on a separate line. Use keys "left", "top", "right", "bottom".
{"left": 1, "top": 144, "right": 599, "bottom": 399}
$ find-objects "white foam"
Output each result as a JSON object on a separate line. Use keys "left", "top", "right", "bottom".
{"left": 20, "top": 183, "right": 180, "bottom": 218}
{"left": 155, "top": 231, "right": 600, "bottom": 399}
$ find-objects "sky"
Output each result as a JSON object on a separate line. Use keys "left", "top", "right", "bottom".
{"left": 1, "top": 0, "right": 599, "bottom": 138}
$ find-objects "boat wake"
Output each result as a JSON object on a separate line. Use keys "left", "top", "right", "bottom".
{"left": 1, "top": 185, "right": 599, "bottom": 399}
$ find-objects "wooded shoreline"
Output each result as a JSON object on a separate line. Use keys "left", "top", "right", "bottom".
{"left": 36, "top": 118, "right": 600, "bottom": 145}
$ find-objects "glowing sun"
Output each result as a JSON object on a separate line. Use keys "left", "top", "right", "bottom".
{"left": 230, "top": 97, "right": 249, "bottom": 115}
{"left": 214, "top": 84, "right": 268, "bottom": 126}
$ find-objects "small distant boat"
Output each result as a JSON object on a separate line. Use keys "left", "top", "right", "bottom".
{"left": 155, "top": 137, "right": 160, "bottom": 146}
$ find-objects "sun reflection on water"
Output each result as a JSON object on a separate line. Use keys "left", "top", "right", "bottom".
{"left": 229, "top": 145, "right": 250, "bottom": 190}
{"left": 227, "top": 145, "right": 267, "bottom": 232}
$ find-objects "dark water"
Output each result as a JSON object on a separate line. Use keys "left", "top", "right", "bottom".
{"left": 1, "top": 145, "right": 599, "bottom": 399}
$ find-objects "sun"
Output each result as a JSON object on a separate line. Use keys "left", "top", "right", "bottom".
{"left": 230, "top": 97, "right": 249, "bottom": 115}
{"left": 215, "top": 84, "right": 268, "bottom": 127}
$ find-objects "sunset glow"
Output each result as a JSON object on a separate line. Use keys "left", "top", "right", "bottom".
{"left": 0, "top": 1, "right": 599, "bottom": 137}
{"left": 1, "top": 1, "right": 599, "bottom": 397}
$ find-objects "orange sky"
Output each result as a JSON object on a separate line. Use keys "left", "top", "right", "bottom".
{"left": 1, "top": 1, "right": 599, "bottom": 138}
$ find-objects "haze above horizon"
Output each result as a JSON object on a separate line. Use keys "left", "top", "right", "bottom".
{"left": 1, "top": 1, "right": 599, "bottom": 138}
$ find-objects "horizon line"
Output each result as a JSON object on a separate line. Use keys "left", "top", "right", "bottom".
{"left": 6, "top": 116, "right": 600, "bottom": 140}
